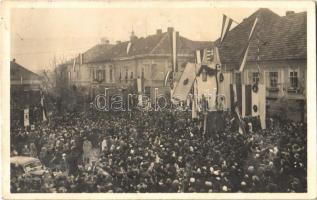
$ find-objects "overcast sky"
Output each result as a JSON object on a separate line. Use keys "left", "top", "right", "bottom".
{"left": 10, "top": 7, "right": 306, "bottom": 72}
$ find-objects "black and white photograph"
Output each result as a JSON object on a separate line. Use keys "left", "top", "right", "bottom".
{"left": 1, "top": 0, "right": 316, "bottom": 198}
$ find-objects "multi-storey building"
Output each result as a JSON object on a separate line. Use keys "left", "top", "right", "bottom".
{"left": 218, "top": 8, "right": 306, "bottom": 121}
{"left": 64, "top": 27, "right": 212, "bottom": 100}
{"left": 63, "top": 8, "right": 306, "bottom": 121}
{"left": 10, "top": 59, "right": 43, "bottom": 124}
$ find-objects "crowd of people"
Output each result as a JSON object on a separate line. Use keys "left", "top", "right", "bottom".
{"left": 10, "top": 105, "right": 307, "bottom": 193}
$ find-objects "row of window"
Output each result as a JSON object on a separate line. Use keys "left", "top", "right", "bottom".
{"left": 196, "top": 68, "right": 300, "bottom": 89}
{"left": 267, "top": 71, "right": 298, "bottom": 89}
{"left": 233, "top": 70, "right": 300, "bottom": 89}
{"left": 250, "top": 70, "right": 299, "bottom": 88}
{"left": 88, "top": 66, "right": 301, "bottom": 89}
{"left": 90, "top": 67, "right": 145, "bottom": 83}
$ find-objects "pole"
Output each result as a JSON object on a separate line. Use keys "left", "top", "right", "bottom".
{"left": 155, "top": 88, "right": 158, "bottom": 111}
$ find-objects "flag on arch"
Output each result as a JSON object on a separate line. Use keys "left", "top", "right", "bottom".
{"left": 172, "top": 63, "right": 197, "bottom": 101}
{"left": 40, "top": 92, "right": 48, "bottom": 122}
{"left": 164, "top": 71, "right": 173, "bottom": 87}
{"left": 195, "top": 49, "right": 204, "bottom": 64}
{"left": 195, "top": 49, "right": 214, "bottom": 64}
{"left": 220, "top": 14, "right": 234, "bottom": 45}
{"left": 23, "top": 108, "right": 30, "bottom": 127}
{"left": 127, "top": 42, "right": 132, "bottom": 55}
{"left": 239, "top": 17, "right": 258, "bottom": 72}
{"left": 230, "top": 83, "right": 266, "bottom": 129}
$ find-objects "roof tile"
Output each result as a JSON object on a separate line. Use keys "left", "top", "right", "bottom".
{"left": 218, "top": 9, "right": 306, "bottom": 70}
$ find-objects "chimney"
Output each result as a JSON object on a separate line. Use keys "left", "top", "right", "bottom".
{"left": 167, "top": 27, "right": 174, "bottom": 35}
{"left": 286, "top": 11, "right": 295, "bottom": 16}
{"left": 116, "top": 40, "right": 121, "bottom": 44}
{"left": 12, "top": 58, "right": 16, "bottom": 63}
{"left": 156, "top": 29, "right": 162, "bottom": 35}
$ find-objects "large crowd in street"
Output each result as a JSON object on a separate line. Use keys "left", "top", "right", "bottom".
{"left": 10, "top": 103, "right": 307, "bottom": 193}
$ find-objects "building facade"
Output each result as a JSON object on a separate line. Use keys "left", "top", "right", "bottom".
{"left": 62, "top": 9, "right": 306, "bottom": 121}
{"left": 10, "top": 59, "right": 43, "bottom": 125}
{"left": 64, "top": 27, "right": 212, "bottom": 100}
{"left": 218, "top": 9, "right": 306, "bottom": 121}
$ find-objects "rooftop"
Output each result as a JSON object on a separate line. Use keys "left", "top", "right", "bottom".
{"left": 70, "top": 28, "right": 212, "bottom": 64}
{"left": 218, "top": 8, "right": 307, "bottom": 70}
{"left": 10, "top": 59, "right": 42, "bottom": 81}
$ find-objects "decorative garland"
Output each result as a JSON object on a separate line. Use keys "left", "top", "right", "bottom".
{"left": 252, "top": 83, "right": 258, "bottom": 93}
{"left": 253, "top": 105, "right": 258, "bottom": 113}
{"left": 219, "top": 73, "right": 224, "bottom": 82}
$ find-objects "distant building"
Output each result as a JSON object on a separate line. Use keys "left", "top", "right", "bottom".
{"left": 64, "top": 27, "right": 212, "bottom": 100}
{"left": 218, "top": 9, "right": 306, "bottom": 121}
{"left": 10, "top": 59, "right": 43, "bottom": 124}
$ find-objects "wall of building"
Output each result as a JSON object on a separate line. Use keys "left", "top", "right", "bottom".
{"left": 72, "top": 56, "right": 192, "bottom": 99}
{"left": 242, "top": 60, "right": 306, "bottom": 100}
{"left": 242, "top": 59, "right": 306, "bottom": 121}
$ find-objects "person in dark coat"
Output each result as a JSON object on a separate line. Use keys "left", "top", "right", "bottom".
{"left": 67, "top": 146, "right": 80, "bottom": 176}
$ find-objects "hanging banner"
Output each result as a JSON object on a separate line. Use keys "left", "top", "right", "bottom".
{"left": 137, "top": 78, "right": 142, "bottom": 93}
{"left": 172, "top": 63, "right": 196, "bottom": 101}
{"left": 24, "top": 108, "right": 30, "bottom": 127}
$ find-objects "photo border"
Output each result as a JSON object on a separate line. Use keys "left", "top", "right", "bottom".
{"left": 1, "top": 0, "right": 316, "bottom": 199}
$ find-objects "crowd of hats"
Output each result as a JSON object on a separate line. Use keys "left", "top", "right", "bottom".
{"left": 10, "top": 108, "right": 306, "bottom": 193}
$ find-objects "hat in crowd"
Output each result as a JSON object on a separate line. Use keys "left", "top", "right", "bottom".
{"left": 252, "top": 175, "right": 260, "bottom": 182}
{"left": 58, "top": 187, "right": 67, "bottom": 193}
{"left": 171, "top": 180, "right": 179, "bottom": 188}
{"left": 213, "top": 170, "right": 220, "bottom": 176}
{"left": 205, "top": 181, "right": 212, "bottom": 187}
{"left": 190, "top": 177, "right": 195, "bottom": 183}
{"left": 247, "top": 165, "right": 255, "bottom": 174}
